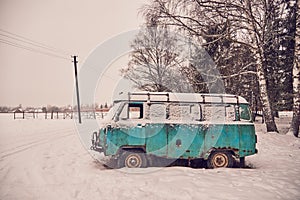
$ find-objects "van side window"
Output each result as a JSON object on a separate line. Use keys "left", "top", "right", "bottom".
{"left": 149, "top": 104, "right": 166, "bottom": 121}
{"left": 203, "top": 104, "right": 224, "bottom": 121}
{"left": 225, "top": 105, "right": 236, "bottom": 121}
{"left": 191, "top": 104, "right": 201, "bottom": 121}
{"left": 119, "top": 103, "right": 143, "bottom": 120}
{"left": 168, "top": 104, "right": 190, "bottom": 120}
{"left": 240, "top": 104, "right": 251, "bottom": 121}
{"left": 168, "top": 104, "right": 201, "bottom": 121}
{"left": 203, "top": 104, "right": 236, "bottom": 122}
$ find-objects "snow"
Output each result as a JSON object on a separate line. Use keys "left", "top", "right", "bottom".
{"left": 278, "top": 111, "right": 293, "bottom": 118}
{"left": 149, "top": 104, "right": 167, "bottom": 121}
{"left": 1, "top": 114, "right": 300, "bottom": 200}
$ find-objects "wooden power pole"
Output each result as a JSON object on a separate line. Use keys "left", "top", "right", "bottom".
{"left": 72, "top": 55, "right": 82, "bottom": 124}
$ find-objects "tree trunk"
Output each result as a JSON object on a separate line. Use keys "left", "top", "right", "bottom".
{"left": 255, "top": 50, "right": 279, "bottom": 132}
{"left": 290, "top": 61, "right": 300, "bottom": 137}
{"left": 245, "top": 0, "right": 278, "bottom": 132}
{"left": 289, "top": 0, "right": 300, "bottom": 137}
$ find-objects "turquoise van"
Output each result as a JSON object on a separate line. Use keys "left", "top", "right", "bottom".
{"left": 91, "top": 92, "right": 257, "bottom": 168}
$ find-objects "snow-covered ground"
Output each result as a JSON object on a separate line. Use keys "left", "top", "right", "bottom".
{"left": 0, "top": 114, "right": 299, "bottom": 200}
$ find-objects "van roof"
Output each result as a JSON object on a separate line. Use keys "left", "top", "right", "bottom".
{"left": 114, "top": 92, "right": 249, "bottom": 104}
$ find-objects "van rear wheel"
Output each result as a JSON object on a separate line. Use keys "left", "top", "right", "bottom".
{"left": 118, "top": 151, "right": 147, "bottom": 168}
{"left": 207, "top": 151, "right": 234, "bottom": 168}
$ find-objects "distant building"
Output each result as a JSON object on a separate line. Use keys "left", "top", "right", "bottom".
{"left": 12, "top": 108, "right": 23, "bottom": 113}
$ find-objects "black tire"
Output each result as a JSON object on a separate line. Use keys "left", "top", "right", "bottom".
{"left": 239, "top": 157, "right": 245, "bottom": 168}
{"left": 207, "top": 151, "right": 234, "bottom": 168}
{"left": 190, "top": 159, "right": 206, "bottom": 169}
{"left": 117, "top": 150, "right": 147, "bottom": 168}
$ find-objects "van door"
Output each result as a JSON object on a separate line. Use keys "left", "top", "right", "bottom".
{"left": 145, "top": 103, "right": 168, "bottom": 157}
{"left": 167, "top": 124, "right": 197, "bottom": 159}
{"left": 145, "top": 124, "right": 168, "bottom": 157}
{"left": 166, "top": 104, "right": 201, "bottom": 159}
{"left": 106, "top": 102, "right": 147, "bottom": 155}
{"left": 106, "top": 125, "right": 146, "bottom": 155}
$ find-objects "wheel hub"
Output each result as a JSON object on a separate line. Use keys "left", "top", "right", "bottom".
{"left": 213, "top": 153, "right": 228, "bottom": 167}
{"left": 125, "top": 154, "right": 141, "bottom": 168}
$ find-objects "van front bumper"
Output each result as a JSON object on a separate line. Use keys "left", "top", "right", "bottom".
{"left": 90, "top": 131, "right": 104, "bottom": 153}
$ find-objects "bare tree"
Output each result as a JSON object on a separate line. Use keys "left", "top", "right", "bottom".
{"left": 142, "top": 0, "right": 280, "bottom": 132}
{"left": 121, "top": 25, "right": 192, "bottom": 92}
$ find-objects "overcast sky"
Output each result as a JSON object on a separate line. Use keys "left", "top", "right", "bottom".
{"left": 0, "top": 0, "right": 146, "bottom": 107}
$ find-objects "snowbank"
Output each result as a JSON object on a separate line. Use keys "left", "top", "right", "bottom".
{"left": 0, "top": 114, "right": 299, "bottom": 200}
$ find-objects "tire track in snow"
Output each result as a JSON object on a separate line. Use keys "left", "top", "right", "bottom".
{"left": 0, "top": 131, "right": 75, "bottom": 159}
{"left": 2, "top": 127, "right": 73, "bottom": 145}
{"left": 0, "top": 126, "right": 76, "bottom": 149}
{"left": 0, "top": 125, "right": 76, "bottom": 152}
{"left": 4, "top": 126, "right": 77, "bottom": 143}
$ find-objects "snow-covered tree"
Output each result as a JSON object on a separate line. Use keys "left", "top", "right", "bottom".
{"left": 142, "top": 0, "right": 280, "bottom": 132}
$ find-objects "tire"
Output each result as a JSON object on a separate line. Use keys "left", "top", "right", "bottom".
{"left": 117, "top": 150, "right": 147, "bottom": 168}
{"left": 190, "top": 159, "right": 206, "bottom": 169}
{"left": 207, "top": 151, "right": 234, "bottom": 168}
{"left": 239, "top": 157, "right": 245, "bottom": 168}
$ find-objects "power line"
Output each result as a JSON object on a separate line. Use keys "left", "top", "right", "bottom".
{"left": 0, "top": 28, "right": 72, "bottom": 57}
{"left": 0, "top": 32, "right": 70, "bottom": 58}
{"left": 0, "top": 28, "right": 72, "bottom": 56}
{"left": 0, "top": 39, "right": 70, "bottom": 61}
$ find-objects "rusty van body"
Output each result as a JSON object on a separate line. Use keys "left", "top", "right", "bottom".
{"left": 91, "top": 92, "right": 257, "bottom": 168}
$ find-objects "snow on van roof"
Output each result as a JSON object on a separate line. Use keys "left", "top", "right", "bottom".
{"left": 114, "top": 92, "right": 248, "bottom": 104}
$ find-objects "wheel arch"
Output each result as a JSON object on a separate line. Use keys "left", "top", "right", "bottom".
{"left": 117, "top": 146, "right": 148, "bottom": 168}
{"left": 117, "top": 145, "right": 146, "bottom": 155}
{"left": 203, "top": 147, "right": 238, "bottom": 160}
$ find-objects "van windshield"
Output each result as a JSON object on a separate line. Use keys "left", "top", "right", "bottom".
{"left": 105, "top": 102, "right": 122, "bottom": 120}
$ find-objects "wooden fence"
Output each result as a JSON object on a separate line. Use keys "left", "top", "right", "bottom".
{"left": 13, "top": 110, "right": 108, "bottom": 120}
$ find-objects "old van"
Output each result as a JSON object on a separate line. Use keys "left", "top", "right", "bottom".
{"left": 91, "top": 92, "right": 257, "bottom": 168}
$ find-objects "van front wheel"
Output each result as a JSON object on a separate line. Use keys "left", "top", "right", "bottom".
{"left": 118, "top": 151, "right": 147, "bottom": 168}
{"left": 207, "top": 151, "right": 234, "bottom": 168}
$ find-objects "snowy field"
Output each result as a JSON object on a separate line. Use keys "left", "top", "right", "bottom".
{"left": 0, "top": 114, "right": 299, "bottom": 200}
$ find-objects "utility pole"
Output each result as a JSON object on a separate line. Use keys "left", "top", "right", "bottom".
{"left": 72, "top": 55, "right": 82, "bottom": 124}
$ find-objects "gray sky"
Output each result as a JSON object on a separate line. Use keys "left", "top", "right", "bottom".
{"left": 0, "top": 0, "right": 146, "bottom": 107}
